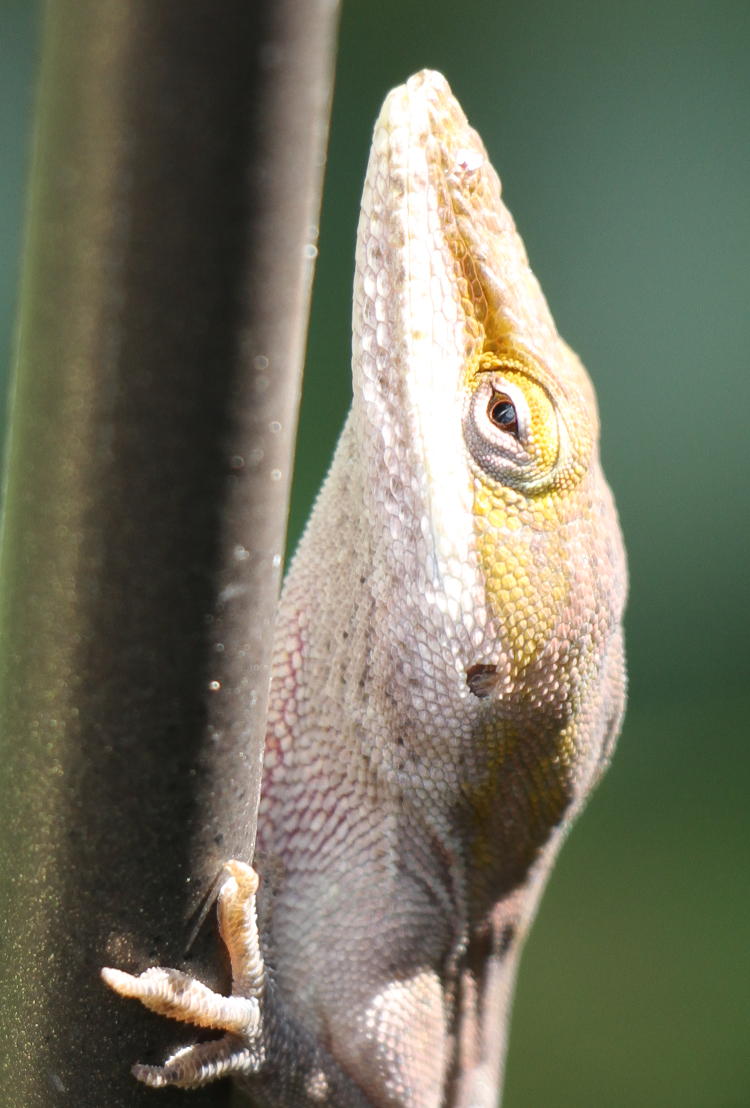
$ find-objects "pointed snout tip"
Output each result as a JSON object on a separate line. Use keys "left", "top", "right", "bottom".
{"left": 380, "top": 70, "right": 454, "bottom": 120}
{"left": 406, "top": 69, "right": 451, "bottom": 94}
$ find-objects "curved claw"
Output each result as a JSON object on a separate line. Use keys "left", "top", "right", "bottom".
{"left": 218, "top": 859, "right": 265, "bottom": 998}
{"left": 101, "top": 965, "right": 261, "bottom": 1035}
{"left": 132, "top": 1035, "right": 263, "bottom": 1089}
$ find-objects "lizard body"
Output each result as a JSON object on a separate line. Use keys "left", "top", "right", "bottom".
{"left": 104, "top": 70, "right": 627, "bottom": 1106}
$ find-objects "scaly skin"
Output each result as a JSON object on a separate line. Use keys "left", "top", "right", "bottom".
{"left": 103, "top": 70, "right": 627, "bottom": 1107}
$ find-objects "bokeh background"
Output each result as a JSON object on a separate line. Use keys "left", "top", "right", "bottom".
{"left": 2, "top": 2, "right": 748, "bottom": 1105}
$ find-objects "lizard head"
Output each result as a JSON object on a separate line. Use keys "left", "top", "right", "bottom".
{"left": 352, "top": 70, "right": 626, "bottom": 760}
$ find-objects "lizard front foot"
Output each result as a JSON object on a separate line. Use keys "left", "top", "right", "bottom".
{"left": 102, "top": 859, "right": 267, "bottom": 1088}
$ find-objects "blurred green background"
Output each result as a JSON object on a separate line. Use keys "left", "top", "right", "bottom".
{"left": 2, "top": 1, "right": 748, "bottom": 1105}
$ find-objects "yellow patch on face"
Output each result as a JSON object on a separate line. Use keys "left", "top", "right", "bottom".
{"left": 461, "top": 347, "right": 583, "bottom": 673}
{"left": 474, "top": 483, "right": 570, "bottom": 672}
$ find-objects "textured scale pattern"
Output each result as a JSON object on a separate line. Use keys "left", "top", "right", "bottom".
{"left": 103, "top": 70, "right": 626, "bottom": 1107}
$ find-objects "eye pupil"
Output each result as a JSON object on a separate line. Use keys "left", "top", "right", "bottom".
{"left": 488, "top": 393, "right": 519, "bottom": 436}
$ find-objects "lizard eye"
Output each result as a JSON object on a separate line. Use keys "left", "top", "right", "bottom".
{"left": 463, "top": 373, "right": 533, "bottom": 485}
{"left": 487, "top": 393, "right": 519, "bottom": 437}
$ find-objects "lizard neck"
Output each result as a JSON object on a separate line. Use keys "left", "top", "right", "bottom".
{"left": 261, "top": 412, "right": 623, "bottom": 928}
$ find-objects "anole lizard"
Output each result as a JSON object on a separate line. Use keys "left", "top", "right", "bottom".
{"left": 103, "top": 70, "right": 627, "bottom": 1107}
